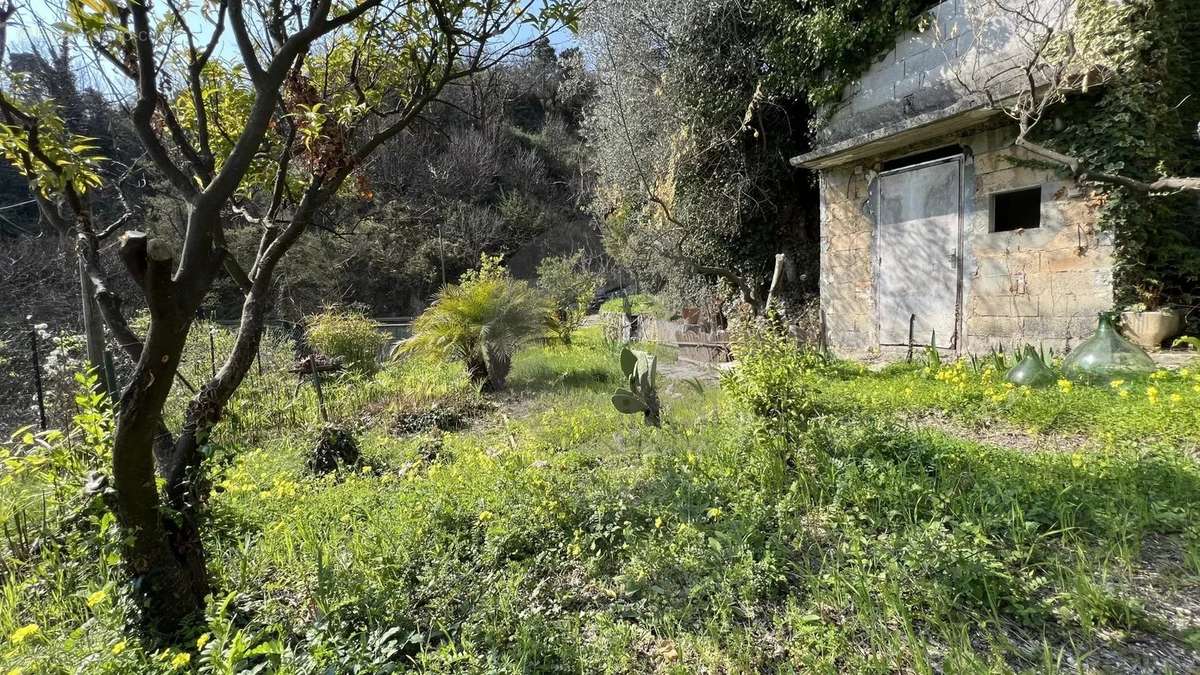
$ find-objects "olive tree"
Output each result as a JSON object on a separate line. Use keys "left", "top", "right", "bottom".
{"left": 0, "top": 0, "right": 578, "bottom": 630}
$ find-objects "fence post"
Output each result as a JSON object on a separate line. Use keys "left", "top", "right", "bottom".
{"left": 102, "top": 349, "right": 119, "bottom": 396}
{"left": 28, "top": 319, "right": 46, "bottom": 431}
{"left": 78, "top": 257, "right": 110, "bottom": 396}
{"left": 208, "top": 328, "right": 217, "bottom": 379}
{"left": 311, "top": 360, "right": 329, "bottom": 424}
{"left": 907, "top": 314, "right": 916, "bottom": 363}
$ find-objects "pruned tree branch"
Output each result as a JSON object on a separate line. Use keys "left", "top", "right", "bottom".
{"left": 953, "top": 0, "right": 1200, "bottom": 194}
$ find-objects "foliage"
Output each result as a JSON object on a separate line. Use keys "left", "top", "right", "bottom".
{"left": 583, "top": 1, "right": 820, "bottom": 309}
{"left": 405, "top": 255, "right": 548, "bottom": 390}
{"left": 611, "top": 346, "right": 661, "bottom": 426}
{"left": 836, "top": 353, "right": 1200, "bottom": 444}
{"left": 536, "top": 251, "right": 603, "bottom": 344}
{"left": 306, "top": 426, "right": 362, "bottom": 475}
{"left": 598, "top": 293, "right": 664, "bottom": 317}
{"left": 0, "top": 81, "right": 105, "bottom": 198}
{"left": 583, "top": 0, "right": 934, "bottom": 310}
{"left": 723, "top": 320, "right": 833, "bottom": 434}
{"left": 4, "top": 329, "right": 1199, "bottom": 671}
{"left": 305, "top": 310, "right": 387, "bottom": 375}
{"left": 1038, "top": 0, "right": 1200, "bottom": 313}
{"left": 752, "top": 0, "right": 937, "bottom": 111}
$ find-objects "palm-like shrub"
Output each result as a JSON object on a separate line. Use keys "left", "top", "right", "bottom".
{"left": 306, "top": 309, "right": 388, "bottom": 375}
{"left": 537, "top": 251, "right": 603, "bottom": 345}
{"left": 405, "top": 257, "right": 546, "bottom": 390}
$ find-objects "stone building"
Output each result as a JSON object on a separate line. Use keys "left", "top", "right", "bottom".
{"left": 792, "top": 0, "right": 1113, "bottom": 357}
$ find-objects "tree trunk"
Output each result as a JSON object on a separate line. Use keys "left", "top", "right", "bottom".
{"left": 112, "top": 314, "right": 210, "bottom": 632}
{"left": 78, "top": 257, "right": 111, "bottom": 395}
{"left": 466, "top": 353, "right": 489, "bottom": 385}
{"left": 484, "top": 352, "right": 512, "bottom": 391}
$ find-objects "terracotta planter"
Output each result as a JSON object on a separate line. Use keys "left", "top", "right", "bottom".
{"left": 1120, "top": 309, "right": 1183, "bottom": 351}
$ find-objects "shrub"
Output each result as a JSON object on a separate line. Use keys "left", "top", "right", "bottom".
{"left": 598, "top": 293, "right": 663, "bottom": 317}
{"left": 723, "top": 320, "right": 830, "bottom": 433}
{"left": 405, "top": 255, "right": 547, "bottom": 390}
{"left": 306, "top": 310, "right": 387, "bottom": 375}
{"left": 536, "top": 251, "right": 603, "bottom": 345}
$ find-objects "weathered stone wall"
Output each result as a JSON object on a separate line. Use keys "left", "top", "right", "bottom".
{"left": 819, "top": 167, "right": 877, "bottom": 353}
{"left": 819, "top": 124, "right": 1113, "bottom": 356}
{"left": 962, "top": 128, "right": 1112, "bottom": 353}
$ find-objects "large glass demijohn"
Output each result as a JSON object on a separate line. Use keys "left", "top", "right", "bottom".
{"left": 1006, "top": 345, "right": 1056, "bottom": 387}
{"left": 1062, "top": 313, "right": 1156, "bottom": 384}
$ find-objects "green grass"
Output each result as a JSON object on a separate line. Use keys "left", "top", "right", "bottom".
{"left": 814, "top": 356, "right": 1200, "bottom": 444}
{"left": 1, "top": 327, "right": 1198, "bottom": 672}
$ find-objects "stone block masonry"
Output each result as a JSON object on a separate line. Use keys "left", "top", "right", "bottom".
{"left": 818, "top": 125, "right": 1113, "bottom": 357}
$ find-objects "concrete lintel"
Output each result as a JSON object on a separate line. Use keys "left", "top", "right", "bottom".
{"left": 791, "top": 99, "right": 1003, "bottom": 170}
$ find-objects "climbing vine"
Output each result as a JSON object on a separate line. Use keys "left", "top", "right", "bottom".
{"left": 1037, "top": 0, "right": 1200, "bottom": 314}
{"left": 753, "top": 0, "right": 937, "bottom": 111}
{"left": 585, "top": 0, "right": 936, "bottom": 310}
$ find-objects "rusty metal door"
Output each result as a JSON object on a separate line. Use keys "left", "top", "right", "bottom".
{"left": 877, "top": 156, "right": 963, "bottom": 348}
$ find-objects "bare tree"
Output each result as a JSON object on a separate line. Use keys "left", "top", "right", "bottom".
{"left": 945, "top": 0, "right": 1200, "bottom": 192}
{"left": 0, "top": 0, "right": 578, "bottom": 630}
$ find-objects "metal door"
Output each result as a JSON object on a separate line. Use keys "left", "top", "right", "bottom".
{"left": 877, "top": 156, "right": 963, "bottom": 348}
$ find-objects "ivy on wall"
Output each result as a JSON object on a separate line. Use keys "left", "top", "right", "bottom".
{"left": 753, "top": 0, "right": 938, "bottom": 111}
{"left": 1039, "top": 0, "right": 1200, "bottom": 314}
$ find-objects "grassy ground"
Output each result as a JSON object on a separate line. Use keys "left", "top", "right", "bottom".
{"left": 1, "top": 327, "right": 1198, "bottom": 673}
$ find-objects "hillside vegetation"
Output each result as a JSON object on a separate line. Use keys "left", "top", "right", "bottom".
{"left": 3, "top": 326, "right": 1198, "bottom": 672}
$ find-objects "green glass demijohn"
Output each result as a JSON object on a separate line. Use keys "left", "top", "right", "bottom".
{"left": 1005, "top": 345, "right": 1056, "bottom": 388}
{"left": 1062, "top": 312, "right": 1156, "bottom": 385}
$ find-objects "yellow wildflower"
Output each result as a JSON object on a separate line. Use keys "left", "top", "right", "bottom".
{"left": 196, "top": 633, "right": 211, "bottom": 650}
{"left": 1169, "top": 393, "right": 1183, "bottom": 405}
{"left": 478, "top": 510, "right": 495, "bottom": 522}
{"left": 654, "top": 517, "right": 663, "bottom": 529}
{"left": 8, "top": 667, "right": 24, "bottom": 675}
{"left": 1057, "top": 379, "right": 1073, "bottom": 393}
{"left": 111, "top": 640, "right": 127, "bottom": 655}
{"left": 706, "top": 507, "right": 723, "bottom": 520}
{"left": 1118, "top": 389, "right": 1131, "bottom": 399}
{"left": 86, "top": 589, "right": 108, "bottom": 607}
{"left": 170, "top": 651, "right": 191, "bottom": 669}
{"left": 9, "top": 624, "right": 39, "bottom": 644}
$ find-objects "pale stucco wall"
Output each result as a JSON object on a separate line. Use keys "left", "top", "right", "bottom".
{"left": 819, "top": 124, "right": 1113, "bottom": 357}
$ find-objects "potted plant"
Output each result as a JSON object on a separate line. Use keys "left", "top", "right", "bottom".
{"left": 1120, "top": 281, "right": 1183, "bottom": 351}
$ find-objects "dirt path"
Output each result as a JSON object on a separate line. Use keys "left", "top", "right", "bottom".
{"left": 658, "top": 359, "right": 724, "bottom": 384}
{"left": 901, "top": 410, "right": 1091, "bottom": 454}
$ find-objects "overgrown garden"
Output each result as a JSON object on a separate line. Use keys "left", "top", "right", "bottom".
{"left": 3, "top": 308, "right": 1198, "bottom": 671}
{"left": 0, "top": 0, "right": 1198, "bottom": 671}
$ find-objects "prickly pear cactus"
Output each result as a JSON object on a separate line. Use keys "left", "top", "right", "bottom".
{"left": 611, "top": 346, "right": 661, "bottom": 427}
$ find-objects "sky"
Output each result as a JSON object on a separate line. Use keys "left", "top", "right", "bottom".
{"left": 8, "top": 0, "right": 577, "bottom": 99}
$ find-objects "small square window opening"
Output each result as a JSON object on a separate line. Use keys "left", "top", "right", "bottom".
{"left": 992, "top": 186, "right": 1042, "bottom": 232}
